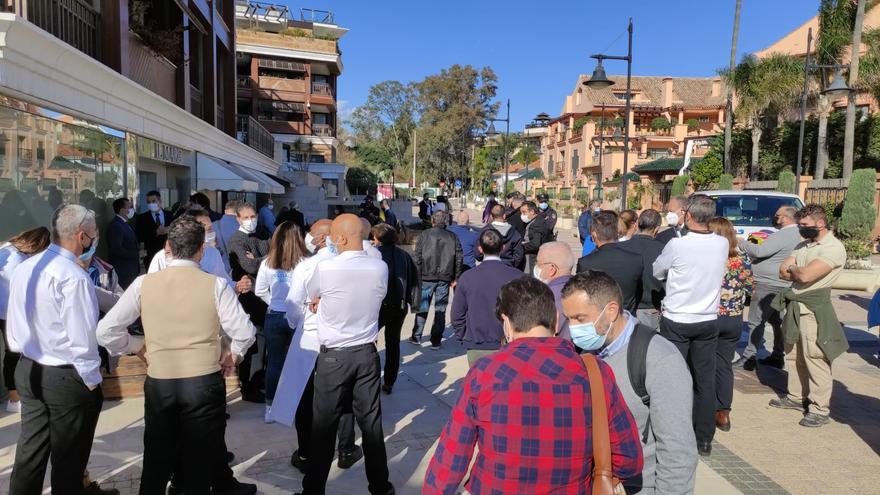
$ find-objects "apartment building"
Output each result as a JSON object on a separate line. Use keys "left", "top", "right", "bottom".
{"left": 538, "top": 74, "right": 726, "bottom": 206}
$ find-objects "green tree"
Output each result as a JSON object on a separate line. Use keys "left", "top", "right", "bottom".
{"left": 718, "top": 173, "right": 735, "bottom": 190}
{"left": 690, "top": 149, "right": 724, "bottom": 190}
{"left": 838, "top": 168, "right": 877, "bottom": 240}
{"left": 776, "top": 170, "right": 796, "bottom": 194}
{"left": 671, "top": 175, "right": 689, "bottom": 196}
{"left": 650, "top": 117, "right": 672, "bottom": 130}
{"left": 686, "top": 118, "right": 700, "bottom": 132}
{"left": 349, "top": 80, "right": 417, "bottom": 183}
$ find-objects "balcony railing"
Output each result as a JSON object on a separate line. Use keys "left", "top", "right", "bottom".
{"left": 311, "top": 82, "right": 333, "bottom": 97}
{"left": 18, "top": 0, "right": 101, "bottom": 59}
{"left": 237, "top": 115, "right": 275, "bottom": 159}
{"left": 300, "top": 8, "right": 334, "bottom": 24}
{"left": 237, "top": 76, "right": 252, "bottom": 89}
{"left": 312, "top": 123, "right": 334, "bottom": 137}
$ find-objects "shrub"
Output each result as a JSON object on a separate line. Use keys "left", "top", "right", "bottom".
{"left": 690, "top": 152, "right": 723, "bottom": 190}
{"left": 776, "top": 170, "right": 796, "bottom": 194}
{"left": 686, "top": 118, "right": 701, "bottom": 132}
{"left": 671, "top": 175, "right": 689, "bottom": 196}
{"left": 650, "top": 117, "right": 672, "bottom": 130}
{"left": 838, "top": 168, "right": 877, "bottom": 246}
{"left": 718, "top": 173, "right": 734, "bottom": 190}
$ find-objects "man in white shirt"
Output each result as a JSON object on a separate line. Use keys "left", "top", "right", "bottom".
{"left": 97, "top": 217, "right": 257, "bottom": 494}
{"left": 653, "top": 194, "right": 728, "bottom": 457}
{"left": 7, "top": 204, "right": 105, "bottom": 493}
{"left": 297, "top": 214, "right": 394, "bottom": 495}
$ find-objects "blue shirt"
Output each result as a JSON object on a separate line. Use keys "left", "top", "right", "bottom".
{"left": 448, "top": 224, "right": 479, "bottom": 268}
{"left": 599, "top": 311, "right": 637, "bottom": 359}
{"left": 259, "top": 206, "right": 276, "bottom": 234}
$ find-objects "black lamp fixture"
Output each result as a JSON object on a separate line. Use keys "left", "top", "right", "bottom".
{"left": 485, "top": 121, "right": 498, "bottom": 137}
{"left": 583, "top": 60, "right": 614, "bottom": 89}
{"left": 822, "top": 68, "right": 852, "bottom": 98}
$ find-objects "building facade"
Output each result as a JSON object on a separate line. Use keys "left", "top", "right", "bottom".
{"left": 537, "top": 75, "right": 726, "bottom": 208}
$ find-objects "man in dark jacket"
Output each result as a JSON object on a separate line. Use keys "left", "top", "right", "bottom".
{"left": 135, "top": 190, "right": 172, "bottom": 271}
{"left": 626, "top": 209, "right": 665, "bottom": 329}
{"left": 656, "top": 195, "right": 689, "bottom": 245}
{"left": 451, "top": 229, "right": 523, "bottom": 362}
{"left": 448, "top": 211, "right": 479, "bottom": 271}
{"left": 418, "top": 193, "right": 433, "bottom": 223}
{"left": 275, "top": 201, "right": 305, "bottom": 230}
{"left": 577, "top": 200, "right": 601, "bottom": 242}
{"left": 107, "top": 197, "right": 140, "bottom": 288}
{"left": 477, "top": 205, "right": 523, "bottom": 268}
{"left": 520, "top": 201, "right": 554, "bottom": 274}
{"left": 372, "top": 223, "right": 420, "bottom": 394}
{"left": 505, "top": 193, "right": 526, "bottom": 237}
{"left": 536, "top": 193, "right": 558, "bottom": 232}
{"left": 409, "top": 211, "right": 462, "bottom": 349}
{"left": 576, "top": 210, "right": 644, "bottom": 314}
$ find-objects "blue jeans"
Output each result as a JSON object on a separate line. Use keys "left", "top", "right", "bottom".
{"left": 411, "top": 281, "right": 450, "bottom": 346}
{"left": 263, "top": 310, "right": 293, "bottom": 403}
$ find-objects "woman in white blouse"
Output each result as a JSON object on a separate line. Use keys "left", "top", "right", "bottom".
{"left": 255, "top": 221, "right": 310, "bottom": 421}
{"left": 0, "top": 227, "right": 50, "bottom": 412}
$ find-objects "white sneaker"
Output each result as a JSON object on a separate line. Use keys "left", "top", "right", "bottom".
{"left": 6, "top": 400, "right": 20, "bottom": 413}
{"left": 264, "top": 405, "right": 275, "bottom": 424}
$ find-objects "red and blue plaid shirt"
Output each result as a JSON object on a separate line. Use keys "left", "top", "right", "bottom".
{"left": 424, "top": 337, "right": 643, "bottom": 495}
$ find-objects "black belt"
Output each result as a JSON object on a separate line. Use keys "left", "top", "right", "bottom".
{"left": 319, "top": 342, "right": 375, "bottom": 353}
{"left": 21, "top": 356, "right": 75, "bottom": 369}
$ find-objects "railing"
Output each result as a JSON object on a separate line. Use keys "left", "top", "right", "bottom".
{"left": 19, "top": 0, "right": 101, "bottom": 60}
{"left": 312, "top": 123, "right": 334, "bottom": 137}
{"left": 311, "top": 82, "right": 333, "bottom": 97}
{"left": 300, "top": 7, "right": 334, "bottom": 24}
{"left": 190, "top": 86, "right": 203, "bottom": 118}
{"left": 236, "top": 115, "right": 275, "bottom": 159}
{"left": 237, "top": 76, "right": 252, "bottom": 89}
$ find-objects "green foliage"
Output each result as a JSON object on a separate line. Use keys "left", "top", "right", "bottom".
{"left": 279, "top": 28, "right": 309, "bottom": 38}
{"left": 612, "top": 117, "right": 625, "bottom": 128}
{"left": 776, "top": 170, "right": 796, "bottom": 194}
{"left": 690, "top": 144, "right": 724, "bottom": 189}
{"left": 572, "top": 116, "right": 592, "bottom": 132}
{"left": 686, "top": 118, "right": 700, "bottom": 132}
{"left": 718, "top": 173, "right": 734, "bottom": 190}
{"left": 838, "top": 168, "right": 877, "bottom": 243}
{"left": 671, "top": 175, "right": 689, "bottom": 196}
{"left": 512, "top": 144, "right": 538, "bottom": 166}
{"left": 576, "top": 187, "right": 589, "bottom": 203}
{"left": 345, "top": 167, "right": 378, "bottom": 196}
{"left": 349, "top": 80, "right": 416, "bottom": 181}
{"left": 842, "top": 239, "right": 871, "bottom": 261}
{"left": 650, "top": 117, "right": 672, "bottom": 130}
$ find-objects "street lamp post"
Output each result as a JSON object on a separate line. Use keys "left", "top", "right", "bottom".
{"left": 486, "top": 99, "right": 511, "bottom": 194}
{"left": 584, "top": 18, "right": 633, "bottom": 209}
{"left": 795, "top": 26, "right": 852, "bottom": 194}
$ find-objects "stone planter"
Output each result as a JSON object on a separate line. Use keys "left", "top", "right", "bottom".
{"left": 832, "top": 266, "right": 880, "bottom": 292}
{"left": 558, "top": 217, "right": 573, "bottom": 230}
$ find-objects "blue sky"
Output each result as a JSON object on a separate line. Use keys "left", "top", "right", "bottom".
{"left": 307, "top": 0, "right": 818, "bottom": 130}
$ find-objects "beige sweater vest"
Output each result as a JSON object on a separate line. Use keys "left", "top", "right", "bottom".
{"left": 140, "top": 266, "right": 222, "bottom": 379}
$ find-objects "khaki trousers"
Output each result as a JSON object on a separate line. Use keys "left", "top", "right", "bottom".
{"left": 785, "top": 311, "right": 832, "bottom": 415}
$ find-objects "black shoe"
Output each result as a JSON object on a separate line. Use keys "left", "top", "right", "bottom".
{"left": 799, "top": 412, "right": 831, "bottom": 428}
{"left": 769, "top": 396, "right": 807, "bottom": 412}
{"left": 382, "top": 383, "right": 393, "bottom": 395}
{"left": 290, "top": 449, "right": 309, "bottom": 474}
{"left": 167, "top": 485, "right": 185, "bottom": 495}
{"left": 213, "top": 480, "right": 257, "bottom": 495}
{"left": 337, "top": 445, "right": 363, "bottom": 469}
{"left": 240, "top": 389, "right": 265, "bottom": 403}
{"left": 759, "top": 354, "right": 785, "bottom": 369}
{"left": 732, "top": 356, "right": 756, "bottom": 371}
{"left": 83, "top": 482, "right": 120, "bottom": 495}
{"left": 697, "top": 441, "right": 712, "bottom": 457}
{"left": 407, "top": 336, "right": 420, "bottom": 346}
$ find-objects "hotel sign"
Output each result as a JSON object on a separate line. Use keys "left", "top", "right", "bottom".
{"left": 137, "top": 137, "right": 187, "bottom": 165}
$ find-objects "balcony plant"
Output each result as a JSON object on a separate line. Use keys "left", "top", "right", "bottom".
{"left": 686, "top": 118, "right": 701, "bottom": 132}
{"left": 837, "top": 169, "right": 877, "bottom": 269}
{"left": 650, "top": 117, "right": 672, "bottom": 131}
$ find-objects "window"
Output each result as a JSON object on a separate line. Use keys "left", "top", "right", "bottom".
{"left": 571, "top": 150, "right": 579, "bottom": 176}
{"left": 647, "top": 149, "right": 671, "bottom": 160}
{"left": 613, "top": 92, "right": 628, "bottom": 101}
{"left": 699, "top": 116, "right": 710, "bottom": 123}
{"left": 312, "top": 112, "right": 330, "bottom": 125}
{"left": 258, "top": 68, "right": 305, "bottom": 80}
{"left": 309, "top": 154, "right": 326, "bottom": 163}
{"left": 312, "top": 74, "right": 330, "bottom": 84}
{"left": 547, "top": 157, "right": 554, "bottom": 176}
{"left": 712, "top": 194, "right": 804, "bottom": 228}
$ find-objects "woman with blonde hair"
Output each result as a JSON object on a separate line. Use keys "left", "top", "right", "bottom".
{"left": 255, "top": 221, "right": 309, "bottom": 421}
{"left": 708, "top": 216, "right": 752, "bottom": 433}
{"left": 0, "top": 226, "right": 50, "bottom": 411}
{"left": 618, "top": 209, "right": 638, "bottom": 241}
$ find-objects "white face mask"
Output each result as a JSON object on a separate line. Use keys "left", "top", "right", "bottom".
{"left": 148, "top": 202, "right": 160, "bottom": 213}
{"left": 241, "top": 218, "right": 257, "bottom": 233}
{"left": 267, "top": 203, "right": 274, "bottom": 209}
{"left": 204, "top": 232, "right": 216, "bottom": 246}
{"left": 520, "top": 213, "right": 533, "bottom": 224}
{"left": 532, "top": 264, "right": 546, "bottom": 283}
{"left": 594, "top": 207, "right": 601, "bottom": 213}
{"left": 304, "top": 232, "right": 317, "bottom": 254}
{"left": 665, "top": 212, "right": 679, "bottom": 226}
{"left": 126, "top": 208, "right": 135, "bottom": 219}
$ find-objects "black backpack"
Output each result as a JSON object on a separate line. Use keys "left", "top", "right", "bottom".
{"left": 626, "top": 323, "right": 656, "bottom": 443}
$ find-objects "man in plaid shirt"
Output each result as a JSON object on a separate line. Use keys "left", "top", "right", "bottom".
{"left": 424, "top": 277, "right": 643, "bottom": 494}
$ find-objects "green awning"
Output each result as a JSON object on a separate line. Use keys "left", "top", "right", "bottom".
{"left": 514, "top": 168, "right": 544, "bottom": 181}
{"left": 633, "top": 157, "right": 702, "bottom": 173}
{"left": 604, "top": 172, "right": 640, "bottom": 184}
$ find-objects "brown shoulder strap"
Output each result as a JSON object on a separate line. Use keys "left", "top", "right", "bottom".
{"left": 582, "top": 353, "right": 615, "bottom": 495}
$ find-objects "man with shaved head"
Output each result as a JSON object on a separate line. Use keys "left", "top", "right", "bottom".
{"left": 448, "top": 211, "right": 479, "bottom": 272}
{"left": 298, "top": 214, "right": 394, "bottom": 494}
{"left": 359, "top": 217, "right": 382, "bottom": 259}
{"left": 534, "top": 241, "right": 575, "bottom": 338}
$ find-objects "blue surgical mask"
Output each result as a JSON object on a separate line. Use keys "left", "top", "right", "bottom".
{"left": 79, "top": 237, "right": 98, "bottom": 262}
{"left": 326, "top": 235, "right": 337, "bottom": 255}
{"left": 539, "top": 202, "right": 549, "bottom": 210}
{"left": 569, "top": 304, "right": 611, "bottom": 351}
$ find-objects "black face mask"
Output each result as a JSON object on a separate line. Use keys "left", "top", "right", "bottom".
{"left": 772, "top": 217, "right": 781, "bottom": 229}
{"left": 799, "top": 226, "right": 820, "bottom": 240}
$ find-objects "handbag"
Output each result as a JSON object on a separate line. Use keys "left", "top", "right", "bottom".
{"left": 581, "top": 353, "right": 625, "bottom": 495}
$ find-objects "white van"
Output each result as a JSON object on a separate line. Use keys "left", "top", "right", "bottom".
{"left": 699, "top": 190, "right": 805, "bottom": 238}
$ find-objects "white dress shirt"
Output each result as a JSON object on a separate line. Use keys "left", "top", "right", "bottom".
{"left": 306, "top": 250, "right": 388, "bottom": 348}
{"left": 653, "top": 232, "right": 729, "bottom": 324}
{"left": 0, "top": 243, "right": 29, "bottom": 320}
{"left": 362, "top": 240, "right": 382, "bottom": 259}
{"left": 97, "top": 260, "right": 256, "bottom": 358}
{"left": 149, "top": 245, "right": 234, "bottom": 290}
{"left": 7, "top": 244, "right": 102, "bottom": 388}
{"left": 285, "top": 247, "right": 334, "bottom": 331}
{"left": 255, "top": 259, "right": 295, "bottom": 312}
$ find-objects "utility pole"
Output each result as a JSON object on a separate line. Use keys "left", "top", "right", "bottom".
{"left": 723, "top": 0, "right": 742, "bottom": 174}
{"left": 842, "top": 0, "right": 866, "bottom": 179}
{"left": 412, "top": 129, "right": 417, "bottom": 189}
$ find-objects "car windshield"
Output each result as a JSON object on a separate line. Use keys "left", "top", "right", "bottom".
{"left": 711, "top": 195, "right": 804, "bottom": 227}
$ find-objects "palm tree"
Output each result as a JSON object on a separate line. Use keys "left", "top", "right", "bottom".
{"left": 858, "top": 27, "right": 880, "bottom": 104}
{"left": 726, "top": 54, "right": 804, "bottom": 179}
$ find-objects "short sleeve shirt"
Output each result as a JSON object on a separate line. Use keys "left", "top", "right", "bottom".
{"left": 791, "top": 233, "right": 846, "bottom": 312}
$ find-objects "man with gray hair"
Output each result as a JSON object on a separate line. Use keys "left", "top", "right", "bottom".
{"left": 656, "top": 195, "right": 690, "bottom": 245}
{"left": 653, "top": 194, "right": 728, "bottom": 457}
{"left": 7, "top": 204, "right": 107, "bottom": 493}
{"left": 534, "top": 241, "right": 575, "bottom": 338}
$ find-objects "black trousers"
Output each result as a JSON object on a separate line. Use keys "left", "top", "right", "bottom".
{"left": 660, "top": 317, "right": 719, "bottom": 444}
{"left": 716, "top": 314, "right": 743, "bottom": 411}
{"left": 140, "top": 372, "right": 226, "bottom": 495}
{"left": 295, "top": 365, "right": 356, "bottom": 459}
{"left": 379, "top": 304, "right": 407, "bottom": 388}
{"left": 302, "top": 344, "right": 393, "bottom": 495}
{"left": 10, "top": 357, "right": 103, "bottom": 495}
{"left": 0, "top": 319, "right": 20, "bottom": 392}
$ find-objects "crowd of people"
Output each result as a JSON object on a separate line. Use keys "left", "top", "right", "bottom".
{"left": 0, "top": 185, "right": 850, "bottom": 494}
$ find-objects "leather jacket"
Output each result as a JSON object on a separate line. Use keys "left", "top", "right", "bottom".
{"left": 414, "top": 226, "right": 463, "bottom": 282}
